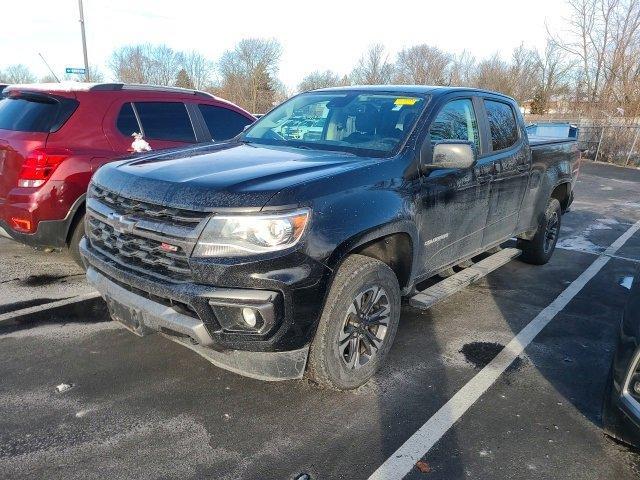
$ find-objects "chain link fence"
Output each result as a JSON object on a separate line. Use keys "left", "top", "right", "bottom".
{"left": 524, "top": 115, "right": 640, "bottom": 167}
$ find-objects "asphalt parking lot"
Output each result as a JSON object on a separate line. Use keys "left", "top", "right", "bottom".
{"left": 1, "top": 160, "right": 640, "bottom": 480}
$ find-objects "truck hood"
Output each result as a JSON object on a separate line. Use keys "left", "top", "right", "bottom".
{"left": 92, "top": 142, "right": 372, "bottom": 210}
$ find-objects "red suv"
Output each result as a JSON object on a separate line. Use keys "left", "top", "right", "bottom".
{"left": 0, "top": 82, "right": 254, "bottom": 265}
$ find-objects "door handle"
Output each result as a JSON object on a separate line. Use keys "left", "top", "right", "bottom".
{"left": 517, "top": 164, "right": 529, "bottom": 173}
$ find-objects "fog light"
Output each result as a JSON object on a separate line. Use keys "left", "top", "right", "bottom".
{"left": 242, "top": 308, "right": 257, "bottom": 328}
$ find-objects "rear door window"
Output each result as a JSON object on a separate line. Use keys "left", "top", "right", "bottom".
{"left": 134, "top": 102, "right": 195, "bottom": 142}
{"left": 198, "top": 104, "right": 253, "bottom": 140}
{"left": 484, "top": 100, "right": 519, "bottom": 151}
{"left": 116, "top": 103, "right": 140, "bottom": 136}
{"left": 0, "top": 94, "right": 77, "bottom": 133}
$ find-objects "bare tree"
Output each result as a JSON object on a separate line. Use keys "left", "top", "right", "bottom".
{"left": 350, "top": 44, "right": 394, "bottom": 84}
{"left": 183, "top": 50, "right": 214, "bottom": 90}
{"left": 548, "top": 0, "right": 640, "bottom": 111}
{"left": 530, "top": 41, "right": 574, "bottom": 113}
{"left": 147, "top": 45, "right": 184, "bottom": 86}
{"left": 1, "top": 64, "right": 36, "bottom": 83}
{"left": 175, "top": 68, "right": 195, "bottom": 89}
{"left": 471, "top": 53, "right": 513, "bottom": 95}
{"left": 217, "top": 38, "right": 283, "bottom": 113}
{"left": 508, "top": 44, "right": 541, "bottom": 104}
{"left": 394, "top": 45, "right": 452, "bottom": 85}
{"left": 39, "top": 74, "right": 58, "bottom": 83}
{"left": 109, "top": 45, "right": 152, "bottom": 84}
{"left": 449, "top": 51, "right": 476, "bottom": 86}
{"left": 109, "top": 44, "right": 183, "bottom": 86}
{"left": 298, "top": 70, "right": 345, "bottom": 91}
{"left": 86, "top": 65, "right": 105, "bottom": 83}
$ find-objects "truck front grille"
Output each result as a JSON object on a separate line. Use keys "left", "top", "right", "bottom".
{"left": 87, "top": 217, "right": 191, "bottom": 281}
{"left": 89, "top": 184, "right": 206, "bottom": 228}
{"left": 86, "top": 184, "right": 210, "bottom": 282}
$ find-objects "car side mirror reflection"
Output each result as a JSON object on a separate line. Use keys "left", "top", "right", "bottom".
{"left": 425, "top": 141, "right": 476, "bottom": 170}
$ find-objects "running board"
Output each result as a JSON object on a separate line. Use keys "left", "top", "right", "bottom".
{"left": 409, "top": 247, "right": 521, "bottom": 309}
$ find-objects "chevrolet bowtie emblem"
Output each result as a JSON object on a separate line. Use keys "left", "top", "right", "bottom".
{"left": 108, "top": 213, "right": 136, "bottom": 234}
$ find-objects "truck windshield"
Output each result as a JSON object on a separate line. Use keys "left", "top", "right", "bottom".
{"left": 243, "top": 91, "right": 427, "bottom": 157}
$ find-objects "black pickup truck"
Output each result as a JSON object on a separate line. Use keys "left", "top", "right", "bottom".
{"left": 80, "top": 86, "right": 579, "bottom": 389}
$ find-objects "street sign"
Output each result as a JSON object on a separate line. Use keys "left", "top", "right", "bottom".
{"left": 65, "top": 67, "right": 86, "bottom": 75}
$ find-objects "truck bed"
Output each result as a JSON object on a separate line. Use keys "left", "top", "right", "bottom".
{"left": 528, "top": 134, "right": 578, "bottom": 148}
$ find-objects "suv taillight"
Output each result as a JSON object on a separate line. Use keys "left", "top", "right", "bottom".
{"left": 18, "top": 148, "right": 71, "bottom": 188}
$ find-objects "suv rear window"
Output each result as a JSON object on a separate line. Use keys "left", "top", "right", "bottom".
{"left": 0, "top": 94, "right": 78, "bottom": 133}
{"left": 198, "top": 104, "right": 253, "bottom": 141}
{"left": 484, "top": 100, "right": 519, "bottom": 151}
{"left": 134, "top": 102, "right": 195, "bottom": 142}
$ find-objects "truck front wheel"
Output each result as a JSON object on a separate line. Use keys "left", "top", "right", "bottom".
{"left": 307, "top": 254, "right": 401, "bottom": 390}
{"left": 518, "top": 198, "right": 562, "bottom": 265}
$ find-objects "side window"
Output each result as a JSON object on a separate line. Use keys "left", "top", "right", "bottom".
{"left": 484, "top": 100, "right": 518, "bottom": 151}
{"left": 116, "top": 103, "right": 140, "bottom": 136}
{"left": 198, "top": 104, "right": 253, "bottom": 141}
{"left": 429, "top": 99, "right": 480, "bottom": 153}
{"left": 134, "top": 102, "right": 195, "bottom": 142}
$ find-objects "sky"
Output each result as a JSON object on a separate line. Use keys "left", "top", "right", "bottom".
{"left": 1, "top": 0, "right": 570, "bottom": 90}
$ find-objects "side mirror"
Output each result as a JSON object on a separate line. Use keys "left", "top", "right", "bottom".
{"left": 425, "top": 141, "right": 476, "bottom": 170}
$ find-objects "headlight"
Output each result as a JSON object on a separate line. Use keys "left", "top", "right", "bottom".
{"left": 192, "top": 208, "right": 310, "bottom": 257}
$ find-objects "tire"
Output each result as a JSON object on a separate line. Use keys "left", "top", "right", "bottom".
{"left": 67, "top": 213, "right": 86, "bottom": 270}
{"left": 306, "top": 254, "right": 401, "bottom": 390}
{"left": 517, "top": 198, "right": 562, "bottom": 265}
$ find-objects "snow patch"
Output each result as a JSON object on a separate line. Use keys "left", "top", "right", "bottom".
{"left": 556, "top": 218, "right": 619, "bottom": 254}
{"left": 56, "top": 383, "right": 74, "bottom": 394}
{"left": 620, "top": 276, "right": 634, "bottom": 290}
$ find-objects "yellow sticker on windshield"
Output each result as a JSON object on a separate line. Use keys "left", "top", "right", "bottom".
{"left": 394, "top": 97, "right": 418, "bottom": 106}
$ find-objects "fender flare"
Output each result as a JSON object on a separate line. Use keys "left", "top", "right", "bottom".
{"left": 325, "top": 219, "right": 419, "bottom": 285}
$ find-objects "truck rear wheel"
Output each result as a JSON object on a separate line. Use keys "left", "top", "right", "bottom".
{"left": 307, "top": 254, "right": 401, "bottom": 390}
{"left": 518, "top": 198, "right": 562, "bottom": 265}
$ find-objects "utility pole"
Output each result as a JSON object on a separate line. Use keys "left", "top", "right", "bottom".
{"left": 78, "top": 0, "right": 90, "bottom": 81}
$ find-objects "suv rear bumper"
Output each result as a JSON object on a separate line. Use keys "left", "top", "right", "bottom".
{"left": 0, "top": 192, "right": 85, "bottom": 249}
{"left": 0, "top": 217, "right": 71, "bottom": 248}
{"left": 85, "top": 265, "right": 309, "bottom": 380}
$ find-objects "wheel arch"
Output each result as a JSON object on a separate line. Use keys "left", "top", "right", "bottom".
{"left": 64, "top": 194, "right": 86, "bottom": 246}
{"left": 326, "top": 221, "right": 417, "bottom": 291}
{"left": 550, "top": 181, "right": 572, "bottom": 212}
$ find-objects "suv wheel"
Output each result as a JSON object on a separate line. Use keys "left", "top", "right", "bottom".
{"left": 67, "top": 213, "right": 86, "bottom": 269}
{"left": 518, "top": 198, "right": 562, "bottom": 265}
{"left": 306, "top": 254, "right": 401, "bottom": 390}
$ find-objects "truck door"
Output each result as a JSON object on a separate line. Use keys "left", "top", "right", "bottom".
{"left": 417, "top": 97, "right": 492, "bottom": 275}
{"left": 480, "top": 98, "right": 530, "bottom": 247}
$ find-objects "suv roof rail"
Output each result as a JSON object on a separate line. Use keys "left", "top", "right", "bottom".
{"left": 89, "top": 83, "right": 215, "bottom": 98}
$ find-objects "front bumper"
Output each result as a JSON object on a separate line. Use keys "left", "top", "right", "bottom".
{"left": 86, "top": 265, "right": 309, "bottom": 380}
{"left": 80, "top": 235, "right": 331, "bottom": 380}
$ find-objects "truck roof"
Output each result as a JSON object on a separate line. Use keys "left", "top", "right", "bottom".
{"left": 313, "top": 84, "right": 516, "bottom": 101}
